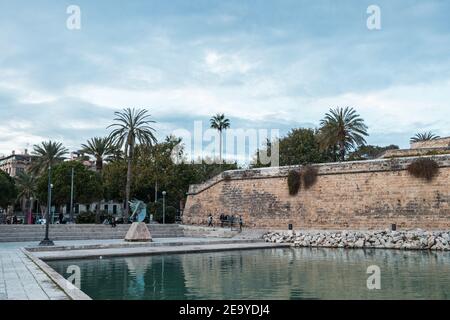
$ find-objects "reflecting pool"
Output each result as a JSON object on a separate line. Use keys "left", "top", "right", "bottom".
{"left": 48, "top": 248, "right": 450, "bottom": 299}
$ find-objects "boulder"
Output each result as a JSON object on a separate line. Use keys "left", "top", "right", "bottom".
{"left": 125, "top": 222, "right": 152, "bottom": 242}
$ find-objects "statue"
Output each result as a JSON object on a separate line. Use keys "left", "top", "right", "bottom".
{"left": 129, "top": 200, "right": 147, "bottom": 223}
{"left": 125, "top": 199, "right": 152, "bottom": 242}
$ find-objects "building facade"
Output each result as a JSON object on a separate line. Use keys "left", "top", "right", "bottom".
{"left": 0, "top": 150, "right": 32, "bottom": 177}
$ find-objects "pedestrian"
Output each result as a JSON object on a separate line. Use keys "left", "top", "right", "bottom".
{"left": 219, "top": 213, "right": 224, "bottom": 227}
{"left": 59, "top": 212, "right": 64, "bottom": 224}
{"left": 239, "top": 215, "right": 243, "bottom": 232}
{"left": 13, "top": 215, "right": 17, "bottom": 224}
{"left": 111, "top": 216, "right": 117, "bottom": 228}
{"left": 207, "top": 214, "right": 213, "bottom": 227}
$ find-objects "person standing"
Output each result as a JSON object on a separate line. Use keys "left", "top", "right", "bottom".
{"left": 219, "top": 213, "right": 224, "bottom": 227}
{"left": 207, "top": 214, "right": 213, "bottom": 227}
{"left": 239, "top": 215, "right": 244, "bottom": 232}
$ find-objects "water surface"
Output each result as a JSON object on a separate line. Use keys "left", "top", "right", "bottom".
{"left": 48, "top": 248, "right": 450, "bottom": 299}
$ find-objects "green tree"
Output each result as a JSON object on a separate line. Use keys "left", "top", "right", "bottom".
{"left": 101, "top": 134, "right": 239, "bottom": 221}
{"left": 15, "top": 171, "right": 37, "bottom": 220}
{"left": 210, "top": 113, "right": 230, "bottom": 163}
{"left": 36, "top": 161, "right": 103, "bottom": 215}
{"left": 318, "top": 107, "right": 368, "bottom": 161}
{"left": 347, "top": 144, "right": 399, "bottom": 161}
{"left": 102, "top": 160, "right": 127, "bottom": 202}
{"left": 0, "top": 170, "right": 16, "bottom": 210}
{"left": 30, "top": 141, "right": 68, "bottom": 174}
{"left": 107, "top": 108, "right": 157, "bottom": 220}
{"left": 410, "top": 132, "right": 440, "bottom": 143}
{"left": 81, "top": 136, "right": 117, "bottom": 221}
{"left": 81, "top": 137, "right": 115, "bottom": 172}
{"left": 253, "top": 128, "right": 335, "bottom": 167}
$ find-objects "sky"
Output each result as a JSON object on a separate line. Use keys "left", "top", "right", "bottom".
{"left": 0, "top": 0, "right": 449, "bottom": 162}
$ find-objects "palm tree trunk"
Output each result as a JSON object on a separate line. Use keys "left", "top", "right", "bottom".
{"left": 21, "top": 197, "right": 27, "bottom": 224}
{"left": 96, "top": 160, "right": 103, "bottom": 224}
{"left": 96, "top": 157, "right": 103, "bottom": 172}
{"left": 219, "top": 129, "right": 222, "bottom": 164}
{"left": 96, "top": 201, "right": 101, "bottom": 224}
{"left": 124, "top": 143, "right": 133, "bottom": 222}
{"left": 339, "top": 141, "right": 345, "bottom": 162}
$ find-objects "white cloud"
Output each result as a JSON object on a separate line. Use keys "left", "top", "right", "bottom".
{"left": 0, "top": 69, "right": 58, "bottom": 105}
{"left": 204, "top": 50, "right": 257, "bottom": 76}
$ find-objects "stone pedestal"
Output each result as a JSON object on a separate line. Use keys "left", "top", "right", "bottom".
{"left": 125, "top": 222, "right": 152, "bottom": 242}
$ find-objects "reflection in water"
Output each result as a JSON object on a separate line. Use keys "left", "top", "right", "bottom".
{"left": 48, "top": 248, "right": 450, "bottom": 300}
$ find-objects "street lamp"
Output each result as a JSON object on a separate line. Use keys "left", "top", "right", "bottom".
{"left": 162, "top": 191, "right": 166, "bottom": 225}
{"left": 29, "top": 197, "right": 33, "bottom": 225}
{"left": 39, "top": 165, "right": 54, "bottom": 246}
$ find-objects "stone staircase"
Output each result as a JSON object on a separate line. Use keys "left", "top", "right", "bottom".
{"left": 0, "top": 224, "right": 184, "bottom": 242}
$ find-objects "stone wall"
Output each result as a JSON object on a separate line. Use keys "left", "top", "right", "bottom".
{"left": 410, "top": 137, "right": 450, "bottom": 149}
{"left": 183, "top": 155, "right": 450, "bottom": 230}
{"left": 378, "top": 147, "right": 450, "bottom": 159}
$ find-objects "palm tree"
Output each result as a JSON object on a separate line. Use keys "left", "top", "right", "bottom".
{"left": 30, "top": 141, "right": 68, "bottom": 174}
{"left": 15, "top": 171, "right": 37, "bottom": 223}
{"left": 410, "top": 132, "right": 440, "bottom": 143}
{"left": 81, "top": 137, "right": 116, "bottom": 223}
{"left": 81, "top": 137, "right": 115, "bottom": 172}
{"left": 319, "top": 107, "right": 368, "bottom": 161}
{"left": 107, "top": 108, "right": 157, "bottom": 220}
{"left": 210, "top": 113, "right": 230, "bottom": 163}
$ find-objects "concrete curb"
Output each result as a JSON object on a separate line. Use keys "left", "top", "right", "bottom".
{"left": 33, "top": 242, "right": 291, "bottom": 261}
{"left": 21, "top": 248, "right": 92, "bottom": 300}
{"left": 25, "top": 238, "right": 261, "bottom": 252}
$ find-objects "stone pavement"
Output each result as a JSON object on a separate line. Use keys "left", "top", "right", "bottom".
{"left": 0, "top": 248, "right": 69, "bottom": 300}
{"left": 0, "top": 234, "right": 273, "bottom": 300}
{"left": 33, "top": 240, "right": 289, "bottom": 261}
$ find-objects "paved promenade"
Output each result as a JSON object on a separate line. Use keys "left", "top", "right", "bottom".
{"left": 0, "top": 247, "right": 69, "bottom": 300}
{"left": 0, "top": 235, "right": 275, "bottom": 300}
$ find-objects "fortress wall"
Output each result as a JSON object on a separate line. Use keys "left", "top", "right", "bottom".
{"left": 183, "top": 155, "right": 450, "bottom": 230}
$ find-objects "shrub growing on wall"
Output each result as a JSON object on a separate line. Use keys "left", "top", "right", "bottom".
{"left": 302, "top": 165, "right": 319, "bottom": 189}
{"left": 287, "top": 170, "right": 301, "bottom": 195}
{"left": 407, "top": 158, "right": 439, "bottom": 181}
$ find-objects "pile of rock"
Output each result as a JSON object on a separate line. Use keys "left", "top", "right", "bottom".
{"left": 263, "top": 229, "right": 450, "bottom": 251}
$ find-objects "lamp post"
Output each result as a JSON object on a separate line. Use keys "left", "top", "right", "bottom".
{"left": 29, "top": 197, "right": 33, "bottom": 225}
{"left": 69, "top": 167, "right": 74, "bottom": 223}
{"left": 39, "top": 165, "right": 54, "bottom": 246}
{"left": 162, "top": 191, "right": 166, "bottom": 225}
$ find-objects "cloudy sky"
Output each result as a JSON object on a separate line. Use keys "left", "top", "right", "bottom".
{"left": 0, "top": 0, "right": 449, "bottom": 160}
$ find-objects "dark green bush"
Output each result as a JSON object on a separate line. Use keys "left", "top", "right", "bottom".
{"left": 407, "top": 158, "right": 439, "bottom": 181}
{"left": 287, "top": 170, "right": 301, "bottom": 195}
{"left": 75, "top": 211, "right": 96, "bottom": 224}
{"left": 302, "top": 165, "right": 319, "bottom": 189}
{"left": 148, "top": 201, "right": 177, "bottom": 223}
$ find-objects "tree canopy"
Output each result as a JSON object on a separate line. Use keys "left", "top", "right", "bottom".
{"left": 0, "top": 170, "right": 16, "bottom": 209}
{"left": 253, "top": 128, "right": 335, "bottom": 167}
{"left": 36, "top": 161, "right": 103, "bottom": 207}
